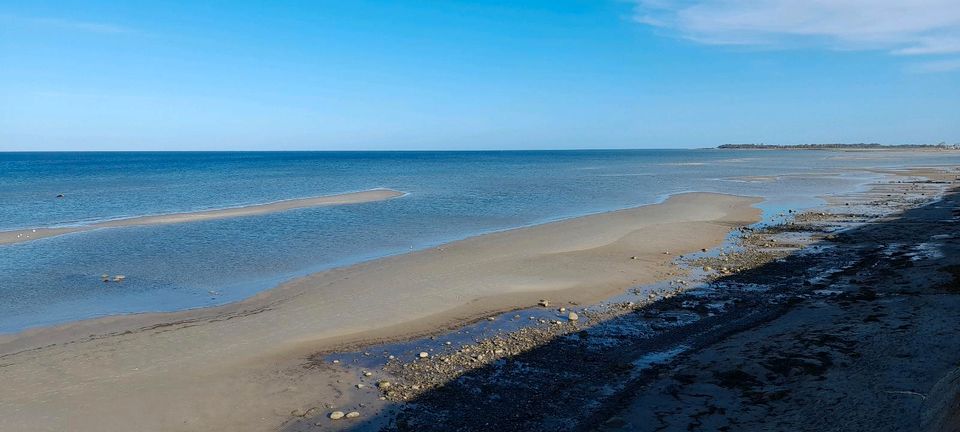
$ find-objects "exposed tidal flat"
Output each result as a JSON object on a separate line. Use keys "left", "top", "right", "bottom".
{"left": 3, "top": 150, "right": 959, "bottom": 332}
{"left": 0, "top": 188, "right": 404, "bottom": 245}
{"left": 3, "top": 152, "right": 960, "bottom": 431}
{"left": 0, "top": 191, "right": 760, "bottom": 432}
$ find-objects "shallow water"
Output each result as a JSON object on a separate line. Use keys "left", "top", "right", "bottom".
{"left": 1, "top": 150, "right": 958, "bottom": 332}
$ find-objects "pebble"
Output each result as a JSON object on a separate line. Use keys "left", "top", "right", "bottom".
{"left": 345, "top": 411, "right": 360, "bottom": 419}
{"left": 418, "top": 351, "right": 429, "bottom": 358}
{"left": 329, "top": 411, "right": 345, "bottom": 420}
{"left": 363, "top": 371, "right": 373, "bottom": 377}
{"left": 377, "top": 380, "right": 391, "bottom": 389}
{"left": 538, "top": 299, "right": 550, "bottom": 307}
{"left": 567, "top": 312, "right": 579, "bottom": 321}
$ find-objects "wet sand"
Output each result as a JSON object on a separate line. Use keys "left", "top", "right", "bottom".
{"left": 0, "top": 188, "right": 405, "bottom": 245}
{"left": 0, "top": 192, "right": 760, "bottom": 432}
{"left": 331, "top": 168, "right": 960, "bottom": 432}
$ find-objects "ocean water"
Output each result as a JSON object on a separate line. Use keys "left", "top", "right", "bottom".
{"left": 1, "top": 150, "right": 958, "bottom": 332}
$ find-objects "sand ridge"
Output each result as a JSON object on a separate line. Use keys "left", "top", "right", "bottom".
{"left": 0, "top": 188, "right": 405, "bottom": 245}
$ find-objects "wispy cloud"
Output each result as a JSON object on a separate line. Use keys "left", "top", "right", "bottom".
{"left": 908, "top": 58, "right": 960, "bottom": 73}
{"left": 0, "top": 14, "right": 133, "bottom": 34}
{"left": 633, "top": 0, "right": 960, "bottom": 55}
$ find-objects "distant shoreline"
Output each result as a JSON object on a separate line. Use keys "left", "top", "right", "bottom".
{"left": 0, "top": 188, "right": 405, "bottom": 246}
{"left": 717, "top": 143, "right": 959, "bottom": 151}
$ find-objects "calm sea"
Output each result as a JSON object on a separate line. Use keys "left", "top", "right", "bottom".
{"left": 1, "top": 150, "right": 957, "bottom": 332}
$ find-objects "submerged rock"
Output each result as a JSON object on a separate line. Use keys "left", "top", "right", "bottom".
{"left": 329, "top": 411, "right": 345, "bottom": 420}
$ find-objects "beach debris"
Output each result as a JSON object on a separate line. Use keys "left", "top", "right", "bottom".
{"left": 329, "top": 411, "right": 345, "bottom": 420}
{"left": 363, "top": 371, "right": 373, "bottom": 377}
{"left": 418, "top": 351, "right": 430, "bottom": 358}
{"left": 631, "top": 256, "right": 639, "bottom": 260}
{"left": 567, "top": 312, "right": 579, "bottom": 321}
{"left": 663, "top": 251, "right": 670, "bottom": 255}
{"left": 345, "top": 411, "right": 360, "bottom": 419}
{"left": 332, "top": 359, "right": 340, "bottom": 364}
{"left": 538, "top": 299, "right": 550, "bottom": 307}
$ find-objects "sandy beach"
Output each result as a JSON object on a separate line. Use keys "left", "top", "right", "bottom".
{"left": 0, "top": 188, "right": 404, "bottom": 246}
{"left": 305, "top": 167, "right": 958, "bottom": 432}
{"left": 0, "top": 192, "right": 760, "bottom": 432}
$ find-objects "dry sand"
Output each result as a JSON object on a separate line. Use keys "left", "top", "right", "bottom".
{"left": 0, "top": 192, "right": 759, "bottom": 432}
{"left": 0, "top": 188, "right": 404, "bottom": 245}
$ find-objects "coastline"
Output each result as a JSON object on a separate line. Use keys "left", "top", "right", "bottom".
{"left": 320, "top": 167, "right": 958, "bottom": 432}
{"left": 0, "top": 192, "right": 760, "bottom": 432}
{"left": 0, "top": 188, "right": 405, "bottom": 246}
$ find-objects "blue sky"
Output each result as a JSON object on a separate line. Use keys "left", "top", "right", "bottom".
{"left": 1, "top": 0, "right": 959, "bottom": 151}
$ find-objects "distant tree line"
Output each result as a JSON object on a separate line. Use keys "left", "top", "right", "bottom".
{"left": 717, "top": 142, "right": 958, "bottom": 150}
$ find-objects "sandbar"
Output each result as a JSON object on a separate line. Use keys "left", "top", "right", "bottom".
{"left": 0, "top": 188, "right": 404, "bottom": 245}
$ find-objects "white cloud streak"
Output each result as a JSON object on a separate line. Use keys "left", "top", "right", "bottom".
{"left": 633, "top": 0, "right": 960, "bottom": 55}
{"left": 0, "top": 14, "right": 133, "bottom": 34}
{"left": 908, "top": 58, "right": 960, "bottom": 73}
